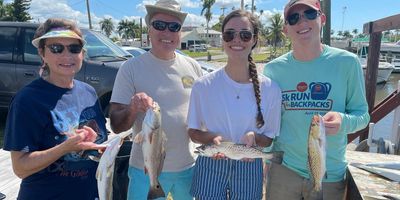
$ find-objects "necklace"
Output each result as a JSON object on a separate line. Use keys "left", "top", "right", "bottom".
{"left": 233, "top": 86, "right": 241, "bottom": 100}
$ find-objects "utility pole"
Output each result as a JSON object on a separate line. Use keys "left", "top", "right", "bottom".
{"left": 240, "top": 0, "right": 244, "bottom": 10}
{"left": 321, "top": 0, "right": 331, "bottom": 45}
{"left": 341, "top": 6, "right": 347, "bottom": 33}
{"left": 86, "top": 0, "right": 92, "bottom": 29}
{"left": 251, "top": 0, "right": 254, "bottom": 14}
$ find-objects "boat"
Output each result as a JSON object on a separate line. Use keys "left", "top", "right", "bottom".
{"left": 391, "top": 55, "right": 400, "bottom": 72}
{"left": 358, "top": 45, "right": 395, "bottom": 84}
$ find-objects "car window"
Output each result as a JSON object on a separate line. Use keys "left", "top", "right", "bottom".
{"left": 23, "top": 28, "right": 41, "bottom": 64}
{"left": 83, "top": 29, "right": 131, "bottom": 62}
{"left": 0, "top": 27, "right": 17, "bottom": 62}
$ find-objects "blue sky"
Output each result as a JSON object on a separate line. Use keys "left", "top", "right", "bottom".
{"left": 16, "top": 0, "right": 400, "bottom": 35}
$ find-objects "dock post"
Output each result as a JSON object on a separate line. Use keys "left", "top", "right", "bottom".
{"left": 393, "top": 81, "right": 400, "bottom": 155}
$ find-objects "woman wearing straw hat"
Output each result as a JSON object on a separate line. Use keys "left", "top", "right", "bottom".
{"left": 3, "top": 18, "right": 107, "bottom": 200}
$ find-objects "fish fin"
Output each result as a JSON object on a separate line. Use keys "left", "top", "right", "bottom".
{"left": 133, "top": 131, "right": 143, "bottom": 143}
{"left": 324, "top": 171, "right": 328, "bottom": 179}
{"left": 148, "top": 182, "right": 165, "bottom": 199}
{"left": 144, "top": 166, "right": 148, "bottom": 174}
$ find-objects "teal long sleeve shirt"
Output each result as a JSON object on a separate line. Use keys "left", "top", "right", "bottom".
{"left": 263, "top": 45, "right": 370, "bottom": 182}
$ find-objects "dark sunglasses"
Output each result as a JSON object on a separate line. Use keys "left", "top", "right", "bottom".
{"left": 222, "top": 30, "right": 254, "bottom": 42}
{"left": 46, "top": 43, "right": 83, "bottom": 54}
{"left": 151, "top": 20, "right": 182, "bottom": 32}
{"left": 286, "top": 9, "right": 321, "bottom": 26}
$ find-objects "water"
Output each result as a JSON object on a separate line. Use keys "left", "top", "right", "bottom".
{"left": 371, "top": 73, "right": 400, "bottom": 142}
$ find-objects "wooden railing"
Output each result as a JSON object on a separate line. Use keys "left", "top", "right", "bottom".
{"left": 347, "top": 14, "right": 400, "bottom": 154}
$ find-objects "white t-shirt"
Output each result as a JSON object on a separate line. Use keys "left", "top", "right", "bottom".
{"left": 111, "top": 51, "right": 202, "bottom": 172}
{"left": 187, "top": 68, "right": 281, "bottom": 143}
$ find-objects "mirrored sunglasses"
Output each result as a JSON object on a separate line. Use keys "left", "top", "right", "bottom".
{"left": 286, "top": 9, "right": 321, "bottom": 26}
{"left": 222, "top": 30, "right": 254, "bottom": 42}
{"left": 46, "top": 43, "right": 83, "bottom": 54}
{"left": 151, "top": 20, "right": 182, "bottom": 32}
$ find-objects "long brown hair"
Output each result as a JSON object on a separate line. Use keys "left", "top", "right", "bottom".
{"left": 222, "top": 10, "right": 264, "bottom": 128}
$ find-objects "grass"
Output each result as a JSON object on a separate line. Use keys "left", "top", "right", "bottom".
{"left": 180, "top": 50, "right": 220, "bottom": 58}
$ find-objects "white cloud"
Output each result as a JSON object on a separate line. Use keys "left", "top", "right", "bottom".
{"left": 29, "top": 0, "right": 97, "bottom": 29}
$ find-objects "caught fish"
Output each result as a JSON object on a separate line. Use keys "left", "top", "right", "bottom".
{"left": 307, "top": 115, "right": 326, "bottom": 191}
{"left": 96, "top": 130, "right": 131, "bottom": 200}
{"left": 134, "top": 102, "right": 167, "bottom": 200}
{"left": 195, "top": 142, "right": 276, "bottom": 160}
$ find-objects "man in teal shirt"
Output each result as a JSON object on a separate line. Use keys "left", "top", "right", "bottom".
{"left": 263, "top": 0, "right": 370, "bottom": 199}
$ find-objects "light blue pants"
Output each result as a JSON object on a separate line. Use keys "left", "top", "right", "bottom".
{"left": 127, "top": 166, "right": 194, "bottom": 200}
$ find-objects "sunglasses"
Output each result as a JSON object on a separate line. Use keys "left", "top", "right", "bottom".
{"left": 46, "top": 43, "right": 83, "bottom": 54}
{"left": 222, "top": 30, "right": 254, "bottom": 42}
{"left": 286, "top": 9, "right": 321, "bottom": 26}
{"left": 151, "top": 20, "right": 182, "bottom": 32}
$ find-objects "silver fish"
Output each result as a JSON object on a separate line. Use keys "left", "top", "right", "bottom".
{"left": 307, "top": 114, "right": 326, "bottom": 191}
{"left": 96, "top": 130, "right": 131, "bottom": 200}
{"left": 134, "top": 102, "right": 167, "bottom": 199}
{"left": 195, "top": 142, "right": 276, "bottom": 160}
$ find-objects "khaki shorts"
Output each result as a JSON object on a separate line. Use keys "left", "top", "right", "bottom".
{"left": 265, "top": 162, "right": 346, "bottom": 200}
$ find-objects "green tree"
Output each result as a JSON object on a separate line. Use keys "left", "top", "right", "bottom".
{"left": 0, "top": 0, "right": 13, "bottom": 21}
{"left": 343, "top": 30, "right": 352, "bottom": 39}
{"left": 117, "top": 19, "right": 140, "bottom": 40}
{"left": 266, "top": 13, "right": 285, "bottom": 57}
{"left": 200, "top": 0, "right": 215, "bottom": 44}
{"left": 99, "top": 18, "right": 114, "bottom": 38}
{"left": 12, "top": 0, "right": 31, "bottom": 21}
{"left": 337, "top": 30, "right": 343, "bottom": 39}
{"left": 352, "top": 29, "right": 358, "bottom": 37}
{"left": 211, "top": 14, "right": 224, "bottom": 32}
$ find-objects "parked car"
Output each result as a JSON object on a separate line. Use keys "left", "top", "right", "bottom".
{"left": 121, "top": 46, "right": 147, "bottom": 57}
{"left": 188, "top": 44, "right": 207, "bottom": 52}
{"left": 0, "top": 22, "right": 132, "bottom": 116}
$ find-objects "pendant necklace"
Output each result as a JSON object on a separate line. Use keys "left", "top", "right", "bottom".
{"left": 233, "top": 86, "right": 241, "bottom": 100}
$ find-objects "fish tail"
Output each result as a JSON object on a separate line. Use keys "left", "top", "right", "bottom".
{"left": 147, "top": 182, "right": 165, "bottom": 199}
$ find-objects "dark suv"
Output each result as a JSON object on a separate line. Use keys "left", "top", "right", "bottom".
{"left": 0, "top": 22, "right": 132, "bottom": 116}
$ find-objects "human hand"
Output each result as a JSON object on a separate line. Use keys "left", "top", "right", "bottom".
{"left": 130, "top": 92, "right": 154, "bottom": 113}
{"left": 211, "top": 136, "right": 226, "bottom": 160}
{"left": 241, "top": 131, "right": 257, "bottom": 147}
{"left": 61, "top": 126, "right": 104, "bottom": 152}
{"left": 239, "top": 131, "right": 256, "bottom": 162}
{"left": 323, "top": 112, "right": 342, "bottom": 135}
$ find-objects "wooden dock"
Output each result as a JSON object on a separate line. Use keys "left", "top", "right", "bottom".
{"left": 1, "top": 149, "right": 399, "bottom": 200}
{"left": 346, "top": 150, "right": 400, "bottom": 200}
{"left": 0, "top": 149, "right": 20, "bottom": 200}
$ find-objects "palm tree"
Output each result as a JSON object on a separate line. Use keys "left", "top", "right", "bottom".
{"left": 99, "top": 18, "right": 114, "bottom": 38}
{"left": 117, "top": 19, "right": 140, "bottom": 41}
{"left": 200, "top": 0, "right": 215, "bottom": 44}
{"left": 337, "top": 30, "right": 343, "bottom": 39}
{"left": 343, "top": 30, "right": 352, "bottom": 39}
{"left": 352, "top": 29, "right": 358, "bottom": 37}
{"left": 266, "top": 13, "right": 285, "bottom": 58}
